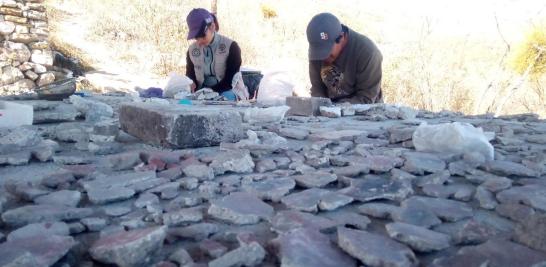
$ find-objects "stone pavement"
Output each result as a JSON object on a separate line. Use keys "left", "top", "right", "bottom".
{"left": 1, "top": 94, "right": 546, "bottom": 266}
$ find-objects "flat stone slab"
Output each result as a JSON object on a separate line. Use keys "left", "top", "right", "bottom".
{"left": 281, "top": 188, "right": 353, "bottom": 212}
{"left": 7, "top": 221, "right": 69, "bottom": 241}
{"left": 90, "top": 226, "right": 167, "bottom": 267}
{"left": 496, "top": 185, "right": 546, "bottom": 212}
{"left": 168, "top": 223, "right": 220, "bottom": 241}
{"left": 208, "top": 192, "right": 274, "bottom": 225}
{"left": 119, "top": 103, "right": 244, "bottom": 148}
{"left": 87, "top": 187, "right": 135, "bottom": 205}
{"left": 162, "top": 207, "right": 203, "bottom": 226}
{"left": 358, "top": 203, "right": 400, "bottom": 219}
{"left": 271, "top": 210, "right": 340, "bottom": 233}
{"left": 391, "top": 205, "right": 442, "bottom": 228}
{"left": 432, "top": 239, "right": 546, "bottom": 267}
{"left": 337, "top": 227, "right": 418, "bottom": 267}
{"left": 402, "top": 152, "right": 446, "bottom": 175}
{"left": 514, "top": 213, "right": 546, "bottom": 252}
{"left": 481, "top": 160, "right": 538, "bottom": 177}
{"left": 1, "top": 204, "right": 93, "bottom": 227}
{"left": 209, "top": 242, "right": 266, "bottom": 267}
{"left": 33, "top": 189, "right": 82, "bottom": 207}
{"left": 309, "top": 129, "right": 366, "bottom": 141}
{"left": 293, "top": 172, "right": 337, "bottom": 188}
{"left": 0, "top": 234, "right": 76, "bottom": 267}
{"left": 286, "top": 96, "right": 332, "bottom": 116}
{"left": 339, "top": 177, "right": 413, "bottom": 202}
{"left": 241, "top": 177, "right": 296, "bottom": 202}
{"left": 402, "top": 196, "right": 473, "bottom": 222}
{"left": 320, "top": 210, "right": 371, "bottom": 230}
{"left": 273, "top": 227, "right": 357, "bottom": 267}
{"left": 385, "top": 222, "right": 451, "bottom": 252}
{"left": 209, "top": 149, "right": 255, "bottom": 175}
{"left": 421, "top": 183, "right": 475, "bottom": 201}
{"left": 433, "top": 213, "right": 514, "bottom": 245}
{"left": 33, "top": 102, "right": 79, "bottom": 123}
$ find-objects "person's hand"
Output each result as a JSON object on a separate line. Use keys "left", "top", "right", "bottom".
{"left": 190, "top": 83, "right": 196, "bottom": 93}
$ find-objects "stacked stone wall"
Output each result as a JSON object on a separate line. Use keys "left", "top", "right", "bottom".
{"left": 0, "top": 0, "right": 54, "bottom": 95}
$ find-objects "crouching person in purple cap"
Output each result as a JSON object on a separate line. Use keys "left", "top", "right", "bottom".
{"left": 307, "top": 13, "right": 383, "bottom": 104}
{"left": 185, "top": 8, "right": 248, "bottom": 101}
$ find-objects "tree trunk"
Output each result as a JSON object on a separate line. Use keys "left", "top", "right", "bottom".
{"left": 211, "top": 0, "right": 217, "bottom": 14}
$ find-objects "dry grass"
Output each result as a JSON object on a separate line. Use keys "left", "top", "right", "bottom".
{"left": 45, "top": 0, "right": 546, "bottom": 117}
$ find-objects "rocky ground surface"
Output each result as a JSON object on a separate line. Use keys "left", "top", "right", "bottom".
{"left": 1, "top": 94, "right": 546, "bottom": 267}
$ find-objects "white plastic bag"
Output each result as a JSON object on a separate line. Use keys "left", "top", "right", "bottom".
{"left": 231, "top": 72, "right": 249, "bottom": 101}
{"left": 412, "top": 122, "right": 494, "bottom": 160}
{"left": 243, "top": 105, "right": 290, "bottom": 124}
{"left": 163, "top": 72, "right": 193, "bottom": 98}
{"left": 256, "top": 71, "right": 294, "bottom": 106}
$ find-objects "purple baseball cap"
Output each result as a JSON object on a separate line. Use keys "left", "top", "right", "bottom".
{"left": 186, "top": 8, "right": 214, "bottom": 40}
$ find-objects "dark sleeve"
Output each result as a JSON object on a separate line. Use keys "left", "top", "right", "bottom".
{"left": 337, "top": 50, "right": 382, "bottom": 104}
{"left": 309, "top": 60, "right": 328, "bottom": 98}
{"left": 185, "top": 50, "right": 197, "bottom": 86}
{"left": 211, "top": 41, "right": 241, "bottom": 93}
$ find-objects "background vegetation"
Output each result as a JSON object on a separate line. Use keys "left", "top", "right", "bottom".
{"left": 46, "top": 0, "right": 546, "bottom": 116}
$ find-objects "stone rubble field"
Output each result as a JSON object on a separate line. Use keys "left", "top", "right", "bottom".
{"left": 1, "top": 94, "right": 546, "bottom": 267}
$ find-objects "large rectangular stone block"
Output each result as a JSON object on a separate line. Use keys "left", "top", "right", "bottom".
{"left": 119, "top": 103, "right": 244, "bottom": 148}
{"left": 286, "top": 96, "right": 332, "bottom": 116}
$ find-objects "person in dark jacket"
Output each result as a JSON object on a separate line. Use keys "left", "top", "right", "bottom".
{"left": 307, "top": 13, "right": 383, "bottom": 104}
{"left": 185, "top": 8, "right": 246, "bottom": 101}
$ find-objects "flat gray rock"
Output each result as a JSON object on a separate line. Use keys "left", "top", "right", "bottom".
{"left": 119, "top": 103, "right": 244, "bottom": 148}
{"left": 421, "top": 183, "right": 475, "bottom": 201}
{"left": 81, "top": 217, "right": 108, "bottom": 232}
{"left": 281, "top": 188, "right": 352, "bottom": 213}
{"left": 273, "top": 227, "right": 357, "bottom": 267}
{"left": 208, "top": 192, "right": 274, "bottom": 225}
{"left": 87, "top": 187, "right": 135, "bottom": 205}
{"left": 402, "top": 152, "right": 446, "bottom": 175}
{"left": 339, "top": 177, "right": 413, "bottom": 202}
{"left": 182, "top": 164, "right": 214, "bottom": 180}
{"left": 135, "top": 192, "right": 160, "bottom": 209}
{"left": 481, "top": 176, "right": 512, "bottom": 192}
{"left": 495, "top": 203, "right": 535, "bottom": 223}
{"left": 1, "top": 204, "right": 93, "bottom": 227}
{"left": 90, "top": 226, "right": 167, "bottom": 267}
{"left": 386, "top": 222, "right": 451, "bottom": 252}
{"left": 310, "top": 129, "right": 366, "bottom": 141}
{"left": 209, "top": 149, "right": 255, "bottom": 175}
{"left": 415, "top": 170, "right": 451, "bottom": 187}
{"left": 431, "top": 239, "right": 546, "bottom": 267}
{"left": 279, "top": 127, "right": 310, "bottom": 140}
{"left": 391, "top": 205, "right": 442, "bottom": 228}
{"left": 168, "top": 223, "right": 220, "bottom": 241}
{"left": 337, "top": 227, "right": 418, "bottom": 267}
{"left": 209, "top": 242, "right": 266, "bottom": 267}
{"left": 241, "top": 177, "right": 295, "bottom": 202}
{"left": 358, "top": 203, "right": 400, "bottom": 219}
{"left": 0, "top": 234, "right": 76, "bottom": 267}
{"left": 475, "top": 186, "right": 498, "bottom": 210}
{"left": 433, "top": 217, "right": 512, "bottom": 245}
{"left": 496, "top": 185, "right": 546, "bottom": 212}
{"left": 481, "top": 160, "right": 538, "bottom": 177}
{"left": 320, "top": 210, "right": 371, "bottom": 230}
{"left": 514, "top": 213, "right": 546, "bottom": 252}
{"left": 359, "top": 155, "right": 404, "bottom": 173}
{"left": 33, "top": 102, "right": 78, "bottom": 123}
{"left": 163, "top": 207, "right": 203, "bottom": 226}
{"left": 7, "top": 221, "right": 69, "bottom": 241}
{"left": 402, "top": 196, "right": 473, "bottom": 222}
{"left": 33, "top": 190, "right": 81, "bottom": 207}
{"left": 271, "top": 210, "right": 339, "bottom": 233}
{"left": 293, "top": 172, "right": 337, "bottom": 188}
